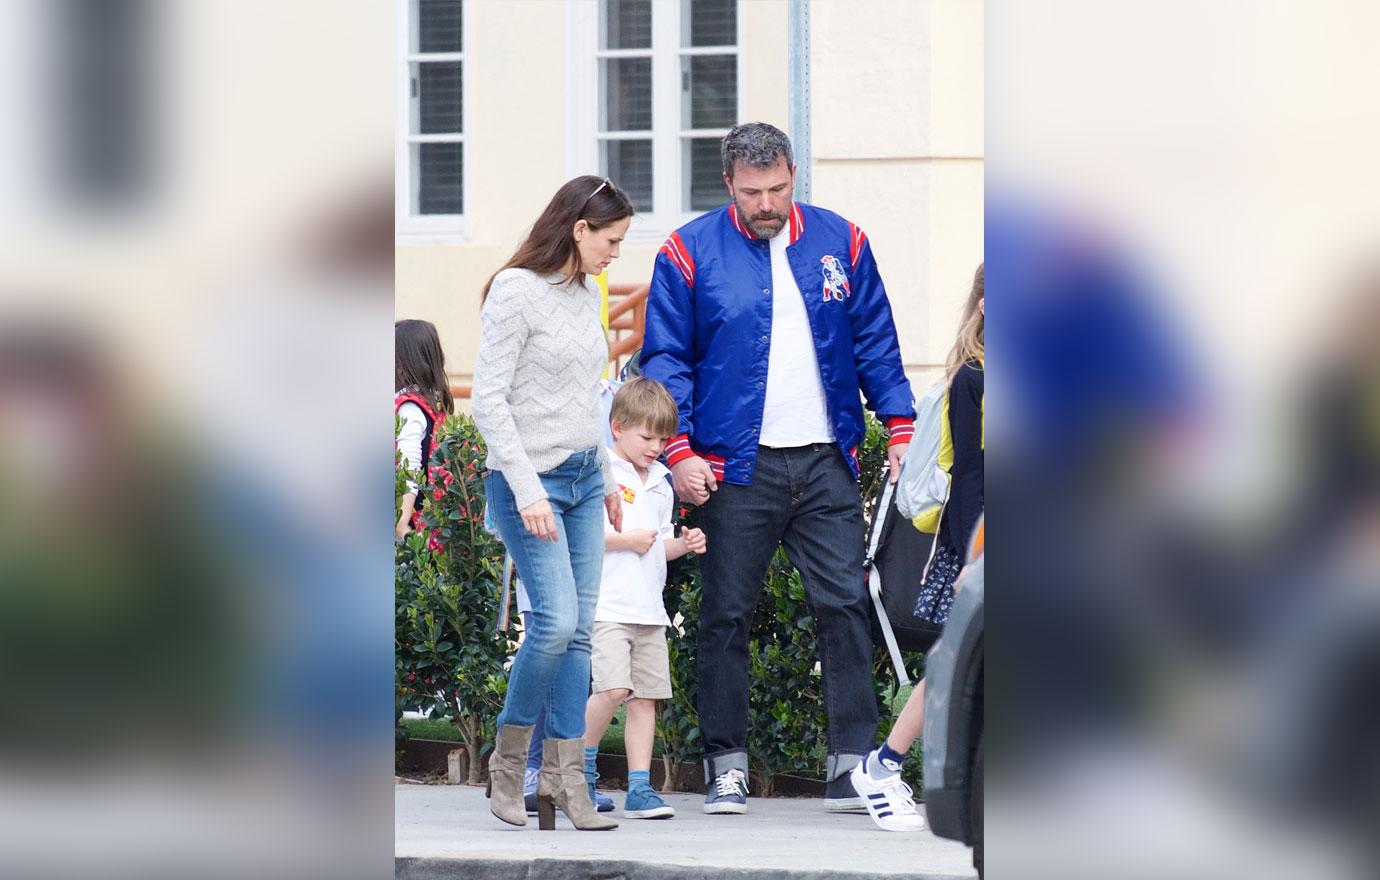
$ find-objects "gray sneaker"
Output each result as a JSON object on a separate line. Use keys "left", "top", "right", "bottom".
{"left": 703, "top": 768, "right": 749, "bottom": 814}
{"left": 823, "top": 766, "right": 867, "bottom": 812}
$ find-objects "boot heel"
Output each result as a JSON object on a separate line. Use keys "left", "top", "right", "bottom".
{"left": 537, "top": 795, "right": 556, "bottom": 830}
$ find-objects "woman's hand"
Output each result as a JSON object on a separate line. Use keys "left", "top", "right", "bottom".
{"left": 520, "top": 499, "right": 559, "bottom": 542}
{"left": 604, "top": 491, "right": 623, "bottom": 532}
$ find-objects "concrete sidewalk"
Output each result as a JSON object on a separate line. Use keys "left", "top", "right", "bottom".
{"left": 395, "top": 783, "right": 977, "bottom": 880}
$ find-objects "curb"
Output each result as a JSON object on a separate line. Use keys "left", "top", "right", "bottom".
{"left": 396, "top": 856, "right": 972, "bottom": 880}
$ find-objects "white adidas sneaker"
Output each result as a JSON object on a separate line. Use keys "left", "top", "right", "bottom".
{"left": 849, "top": 760, "right": 926, "bottom": 832}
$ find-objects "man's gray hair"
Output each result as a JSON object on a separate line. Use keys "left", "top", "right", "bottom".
{"left": 721, "top": 122, "right": 794, "bottom": 178}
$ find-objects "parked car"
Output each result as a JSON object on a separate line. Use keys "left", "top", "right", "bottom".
{"left": 923, "top": 518, "right": 984, "bottom": 877}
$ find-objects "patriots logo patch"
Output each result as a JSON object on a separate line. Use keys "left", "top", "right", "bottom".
{"left": 821, "top": 254, "right": 851, "bottom": 302}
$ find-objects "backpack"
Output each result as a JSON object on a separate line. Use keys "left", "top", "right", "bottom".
{"left": 895, "top": 380, "right": 954, "bottom": 537}
{"left": 869, "top": 375, "right": 968, "bottom": 684}
{"left": 865, "top": 472, "right": 945, "bottom": 686}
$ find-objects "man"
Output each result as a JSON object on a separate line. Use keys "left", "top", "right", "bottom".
{"left": 641, "top": 122, "right": 915, "bottom": 815}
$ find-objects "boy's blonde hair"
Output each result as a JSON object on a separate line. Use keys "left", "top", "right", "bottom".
{"left": 610, "top": 377, "right": 679, "bottom": 437}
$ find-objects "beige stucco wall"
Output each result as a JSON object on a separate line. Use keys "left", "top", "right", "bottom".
{"left": 395, "top": 0, "right": 982, "bottom": 395}
{"left": 811, "top": 0, "right": 984, "bottom": 388}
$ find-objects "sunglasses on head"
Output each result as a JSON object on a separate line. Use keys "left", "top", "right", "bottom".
{"left": 581, "top": 177, "right": 613, "bottom": 211}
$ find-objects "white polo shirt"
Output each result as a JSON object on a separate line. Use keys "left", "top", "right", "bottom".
{"left": 595, "top": 452, "right": 674, "bottom": 626}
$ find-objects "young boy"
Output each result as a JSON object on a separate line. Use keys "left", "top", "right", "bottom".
{"left": 583, "top": 378, "right": 707, "bottom": 819}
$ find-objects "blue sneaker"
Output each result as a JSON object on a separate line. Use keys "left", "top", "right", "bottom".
{"left": 623, "top": 785, "right": 675, "bottom": 819}
{"left": 523, "top": 768, "right": 539, "bottom": 815}
{"left": 585, "top": 781, "right": 616, "bottom": 812}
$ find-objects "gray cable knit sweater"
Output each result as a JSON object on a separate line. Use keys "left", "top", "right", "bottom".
{"left": 471, "top": 267, "right": 616, "bottom": 510}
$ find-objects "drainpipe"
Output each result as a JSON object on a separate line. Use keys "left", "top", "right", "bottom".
{"left": 788, "top": 0, "right": 811, "bottom": 204}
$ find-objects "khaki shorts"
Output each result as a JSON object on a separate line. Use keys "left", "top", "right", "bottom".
{"left": 590, "top": 622, "right": 672, "bottom": 700}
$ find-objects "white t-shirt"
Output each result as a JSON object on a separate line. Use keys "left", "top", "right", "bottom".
{"left": 759, "top": 224, "right": 835, "bottom": 447}
{"left": 595, "top": 452, "right": 674, "bottom": 626}
{"left": 395, "top": 388, "right": 428, "bottom": 492}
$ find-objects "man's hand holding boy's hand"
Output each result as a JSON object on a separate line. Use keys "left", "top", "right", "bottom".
{"left": 682, "top": 527, "right": 707, "bottom": 555}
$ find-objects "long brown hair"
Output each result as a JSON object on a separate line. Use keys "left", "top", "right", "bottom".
{"left": 946, "top": 262, "right": 984, "bottom": 382}
{"left": 481, "top": 175, "right": 635, "bottom": 301}
{"left": 395, "top": 319, "right": 454, "bottom": 415}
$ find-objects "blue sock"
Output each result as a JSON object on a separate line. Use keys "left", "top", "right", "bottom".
{"left": 584, "top": 746, "right": 600, "bottom": 783}
{"left": 627, "top": 770, "right": 652, "bottom": 792}
{"left": 869, "top": 742, "right": 906, "bottom": 778}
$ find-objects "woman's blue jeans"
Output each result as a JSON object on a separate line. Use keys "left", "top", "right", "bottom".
{"left": 486, "top": 448, "right": 605, "bottom": 739}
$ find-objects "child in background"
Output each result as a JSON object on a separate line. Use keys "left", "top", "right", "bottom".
{"left": 852, "top": 263, "right": 984, "bottom": 832}
{"left": 395, "top": 320, "right": 454, "bottom": 540}
{"left": 582, "top": 378, "right": 706, "bottom": 819}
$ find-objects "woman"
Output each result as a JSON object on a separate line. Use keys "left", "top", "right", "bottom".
{"left": 471, "top": 175, "right": 633, "bottom": 831}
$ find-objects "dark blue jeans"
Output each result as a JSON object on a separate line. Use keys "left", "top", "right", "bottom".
{"left": 696, "top": 444, "right": 876, "bottom": 769}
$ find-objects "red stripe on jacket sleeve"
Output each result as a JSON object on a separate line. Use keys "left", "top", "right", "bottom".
{"left": 663, "top": 433, "right": 696, "bottom": 467}
{"left": 703, "top": 452, "right": 726, "bottom": 479}
{"left": 659, "top": 232, "right": 696, "bottom": 288}
{"left": 849, "top": 223, "right": 867, "bottom": 269}
{"left": 885, "top": 416, "right": 915, "bottom": 448}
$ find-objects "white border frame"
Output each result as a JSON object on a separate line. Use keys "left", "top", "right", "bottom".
{"left": 396, "top": 0, "right": 471, "bottom": 242}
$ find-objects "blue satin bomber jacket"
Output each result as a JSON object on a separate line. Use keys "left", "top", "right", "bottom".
{"left": 641, "top": 201, "right": 916, "bottom": 486}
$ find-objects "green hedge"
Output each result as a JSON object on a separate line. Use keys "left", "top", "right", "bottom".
{"left": 395, "top": 415, "right": 518, "bottom": 784}
{"left": 396, "top": 412, "right": 926, "bottom": 791}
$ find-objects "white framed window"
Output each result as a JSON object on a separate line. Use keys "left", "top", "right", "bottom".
{"left": 396, "top": 0, "right": 468, "bottom": 241}
{"left": 567, "top": 0, "right": 743, "bottom": 241}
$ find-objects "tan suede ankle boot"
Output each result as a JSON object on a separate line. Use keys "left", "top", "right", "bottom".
{"left": 536, "top": 738, "right": 618, "bottom": 831}
{"left": 485, "top": 724, "right": 534, "bottom": 826}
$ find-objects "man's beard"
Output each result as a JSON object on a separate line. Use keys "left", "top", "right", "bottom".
{"left": 739, "top": 205, "right": 788, "bottom": 239}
